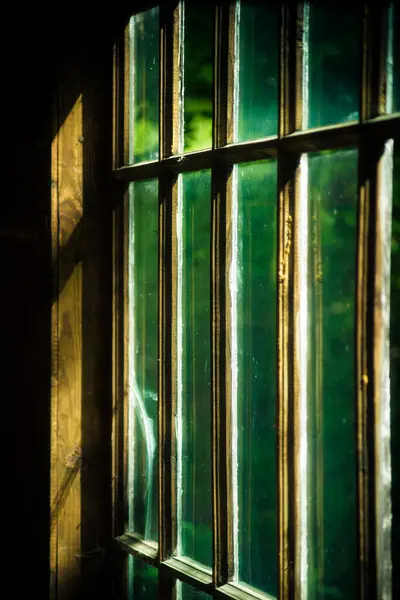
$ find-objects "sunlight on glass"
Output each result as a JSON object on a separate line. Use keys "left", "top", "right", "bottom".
{"left": 127, "top": 556, "right": 158, "bottom": 600}
{"left": 305, "top": 3, "right": 361, "bottom": 128}
{"left": 391, "top": 141, "right": 400, "bottom": 598}
{"left": 183, "top": 1, "right": 214, "bottom": 152}
{"left": 129, "top": 7, "right": 159, "bottom": 164}
{"left": 306, "top": 149, "right": 358, "bottom": 599}
{"left": 177, "top": 171, "right": 212, "bottom": 567}
{"left": 236, "top": 0, "right": 279, "bottom": 141}
{"left": 128, "top": 180, "right": 158, "bottom": 541}
{"left": 232, "top": 160, "right": 278, "bottom": 596}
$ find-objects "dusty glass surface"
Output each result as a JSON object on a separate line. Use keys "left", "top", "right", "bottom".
{"left": 306, "top": 149, "right": 358, "bottom": 599}
{"left": 178, "top": 581, "right": 211, "bottom": 599}
{"left": 129, "top": 7, "right": 159, "bottom": 163}
{"left": 237, "top": 1, "right": 279, "bottom": 141}
{"left": 234, "top": 160, "right": 278, "bottom": 596}
{"left": 128, "top": 180, "right": 159, "bottom": 541}
{"left": 184, "top": 1, "right": 214, "bottom": 152}
{"left": 391, "top": 142, "right": 400, "bottom": 598}
{"left": 127, "top": 556, "right": 158, "bottom": 600}
{"left": 306, "top": 4, "right": 361, "bottom": 128}
{"left": 177, "top": 170, "right": 212, "bottom": 567}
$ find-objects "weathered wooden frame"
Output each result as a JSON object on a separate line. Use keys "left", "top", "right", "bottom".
{"left": 112, "top": 1, "right": 400, "bottom": 599}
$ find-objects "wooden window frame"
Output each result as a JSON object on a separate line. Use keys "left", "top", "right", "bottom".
{"left": 111, "top": 1, "right": 400, "bottom": 599}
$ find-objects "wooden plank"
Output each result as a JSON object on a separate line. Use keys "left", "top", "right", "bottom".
{"left": 50, "top": 90, "right": 60, "bottom": 600}
{"left": 56, "top": 89, "right": 84, "bottom": 600}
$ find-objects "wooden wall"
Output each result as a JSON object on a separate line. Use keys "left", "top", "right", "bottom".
{"left": 50, "top": 32, "right": 114, "bottom": 599}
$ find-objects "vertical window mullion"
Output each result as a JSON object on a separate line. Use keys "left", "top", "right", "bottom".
{"left": 358, "top": 4, "right": 393, "bottom": 600}
{"left": 212, "top": 0, "right": 236, "bottom": 590}
{"left": 159, "top": 3, "right": 183, "bottom": 598}
{"left": 278, "top": 2, "right": 304, "bottom": 599}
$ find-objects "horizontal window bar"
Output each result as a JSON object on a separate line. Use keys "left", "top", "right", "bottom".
{"left": 160, "top": 557, "right": 213, "bottom": 592}
{"left": 113, "top": 115, "right": 400, "bottom": 182}
{"left": 115, "top": 533, "right": 158, "bottom": 565}
{"left": 116, "top": 537, "right": 278, "bottom": 600}
{"left": 215, "top": 582, "right": 275, "bottom": 600}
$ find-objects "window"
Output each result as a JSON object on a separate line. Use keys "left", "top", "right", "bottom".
{"left": 112, "top": 2, "right": 400, "bottom": 599}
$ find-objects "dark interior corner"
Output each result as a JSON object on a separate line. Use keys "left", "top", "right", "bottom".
{"left": 2, "top": 6, "right": 124, "bottom": 598}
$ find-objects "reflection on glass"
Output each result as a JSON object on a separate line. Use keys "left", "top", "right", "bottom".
{"left": 127, "top": 556, "right": 158, "bottom": 600}
{"left": 177, "top": 171, "right": 212, "bottom": 567}
{"left": 306, "top": 3, "right": 361, "bottom": 128}
{"left": 129, "top": 7, "right": 159, "bottom": 164}
{"left": 184, "top": 1, "right": 214, "bottom": 152}
{"left": 233, "top": 160, "right": 278, "bottom": 596}
{"left": 178, "top": 581, "right": 211, "bottom": 599}
{"left": 306, "top": 149, "right": 358, "bottom": 599}
{"left": 128, "top": 180, "right": 159, "bottom": 541}
{"left": 391, "top": 142, "right": 400, "bottom": 597}
{"left": 237, "top": 1, "right": 279, "bottom": 141}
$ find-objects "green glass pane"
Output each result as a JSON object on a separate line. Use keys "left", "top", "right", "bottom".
{"left": 184, "top": 1, "right": 213, "bottom": 152}
{"left": 237, "top": 1, "right": 279, "bottom": 141}
{"left": 129, "top": 8, "right": 159, "bottom": 164}
{"left": 128, "top": 180, "right": 159, "bottom": 541}
{"left": 391, "top": 141, "right": 400, "bottom": 597}
{"left": 306, "top": 4, "right": 361, "bottom": 128}
{"left": 127, "top": 556, "right": 158, "bottom": 600}
{"left": 389, "top": 3, "right": 400, "bottom": 113}
{"left": 306, "top": 149, "right": 358, "bottom": 599}
{"left": 177, "top": 171, "right": 212, "bottom": 567}
{"left": 235, "top": 160, "right": 278, "bottom": 596}
{"left": 178, "top": 581, "right": 211, "bottom": 599}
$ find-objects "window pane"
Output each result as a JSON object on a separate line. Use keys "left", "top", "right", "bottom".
{"left": 177, "top": 171, "right": 212, "bottom": 567}
{"left": 306, "top": 149, "right": 358, "bottom": 598}
{"left": 305, "top": 4, "right": 361, "bottom": 128}
{"left": 184, "top": 1, "right": 214, "bottom": 152}
{"left": 391, "top": 141, "right": 400, "bottom": 597}
{"left": 388, "top": 3, "right": 400, "bottom": 113}
{"left": 128, "top": 180, "right": 159, "bottom": 541}
{"left": 128, "top": 8, "right": 159, "bottom": 164}
{"left": 127, "top": 556, "right": 158, "bottom": 600}
{"left": 178, "top": 581, "right": 211, "bottom": 599}
{"left": 233, "top": 160, "right": 278, "bottom": 596}
{"left": 237, "top": 0, "right": 279, "bottom": 141}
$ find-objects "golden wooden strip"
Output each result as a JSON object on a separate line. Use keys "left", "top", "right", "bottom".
{"left": 56, "top": 91, "right": 84, "bottom": 600}
{"left": 50, "top": 93, "right": 59, "bottom": 600}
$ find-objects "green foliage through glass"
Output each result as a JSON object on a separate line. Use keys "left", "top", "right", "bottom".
{"left": 129, "top": 8, "right": 159, "bottom": 164}
{"left": 183, "top": 1, "right": 214, "bottom": 152}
